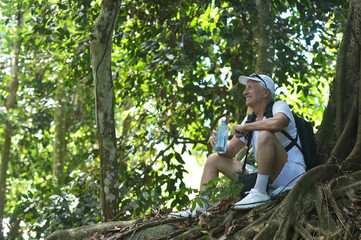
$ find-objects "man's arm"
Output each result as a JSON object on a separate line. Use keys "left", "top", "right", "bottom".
{"left": 233, "top": 112, "right": 290, "bottom": 139}
{"left": 210, "top": 131, "right": 246, "bottom": 158}
{"left": 221, "top": 135, "right": 246, "bottom": 158}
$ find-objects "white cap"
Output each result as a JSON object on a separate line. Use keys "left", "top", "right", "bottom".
{"left": 238, "top": 73, "right": 275, "bottom": 97}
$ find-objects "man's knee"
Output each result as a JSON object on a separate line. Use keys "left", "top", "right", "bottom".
{"left": 258, "top": 130, "right": 276, "bottom": 145}
{"left": 205, "top": 153, "right": 219, "bottom": 166}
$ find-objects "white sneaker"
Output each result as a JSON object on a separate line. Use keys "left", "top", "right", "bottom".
{"left": 234, "top": 188, "right": 270, "bottom": 209}
{"left": 268, "top": 185, "right": 293, "bottom": 197}
{"left": 167, "top": 209, "right": 194, "bottom": 218}
{"left": 192, "top": 202, "right": 207, "bottom": 216}
{"left": 167, "top": 202, "right": 208, "bottom": 218}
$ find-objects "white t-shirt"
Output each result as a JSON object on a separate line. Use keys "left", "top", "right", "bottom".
{"left": 240, "top": 100, "right": 306, "bottom": 169}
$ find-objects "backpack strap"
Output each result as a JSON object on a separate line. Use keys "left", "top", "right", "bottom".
{"left": 281, "top": 129, "right": 302, "bottom": 152}
{"left": 263, "top": 101, "right": 274, "bottom": 118}
{"left": 241, "top": 102, "right": 273, "bottom": 172}
{"left": 265, "top": 101, "right": 302, "bottom": 153}
{"left": 241, "top": 112, "right": 256, "bottom": 173}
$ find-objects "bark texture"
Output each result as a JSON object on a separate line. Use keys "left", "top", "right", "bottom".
{"left": 45, "top": 219, "right": 143, "bottom": 240}
{"left": 318, "top": 0, "right": 361, "bottom": 166}
{"left": 255, "top": 0, "right": 274, "bottom": 76}
{"left": 90, "top": 0, "right": 121, "bottom": 222}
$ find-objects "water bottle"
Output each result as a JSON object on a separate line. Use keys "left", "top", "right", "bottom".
{"left": 214, "top": 120, "right": 229, "bottom": 154}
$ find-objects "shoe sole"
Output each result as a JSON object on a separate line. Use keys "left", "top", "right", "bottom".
{"left": 167, "top": 212, "right": 192, "bottom": 218}
{"left": 269, "top": 186, "right": 293, "bottom": 197}
{"left": 234, "top": 200, "right": 270, "bottom": 209}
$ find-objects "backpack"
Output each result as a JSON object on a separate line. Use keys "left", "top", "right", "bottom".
{"left": 246, "top": 101, "right": 319, "bottom": 171}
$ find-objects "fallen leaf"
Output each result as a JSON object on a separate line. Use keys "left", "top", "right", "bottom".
{"left": 177, "top": 222, "right": 187, "bottom": 229}
{"left": 115, "top": 225, "right": 123, "bottom": 230}
{"left": 217, "top": 235, "right": 228, "bottom": 240}
{"left": 219, "top": 196, "right": 237, "bottom": 212}
{"left": 225, "top": 226, "right": 234, "bottom": 235}
{"left": 92, "top": 232, "right": 100, "bottom": 239}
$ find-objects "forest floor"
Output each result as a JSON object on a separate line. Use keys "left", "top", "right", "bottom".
{"left": 83, "top": 190, "right": 361, "bottom": 240}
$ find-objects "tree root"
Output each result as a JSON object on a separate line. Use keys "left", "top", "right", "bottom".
{"left": 46, "top": 219, "right": 144, "bottom": 240}
{"left": 252, "top": 166, "right": 361, "bottom": 240}
{"left": 50, "top": 166, "right": 361, "bottom": 240}
{"left": 251, "top": 164, "right": 340, "bottom": 240}
{"left": 231, "top": 206, "right": 275, "bottom": 240}
{"left": 108, "top": 217, "right": 187, "bottom": 240}
{"left": 134, "top": 165, "right": 361, "bottom": 239}
{"left": 294, "top": 222, "right": 313, "bottom": 240}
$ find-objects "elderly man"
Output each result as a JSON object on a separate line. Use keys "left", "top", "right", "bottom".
{"left": 168, "top": 73, "right": 306, "bottom": 218}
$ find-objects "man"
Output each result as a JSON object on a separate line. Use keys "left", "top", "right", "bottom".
{"left": 168, "top": 73, "right": 306, "bottom": 218}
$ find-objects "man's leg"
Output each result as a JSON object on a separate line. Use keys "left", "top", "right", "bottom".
{"left": 235, "top": 130, "right": 287, "bottom": 209}
{"left": 256, "top": 130, "right": 288, "bottom": 183}
{"left": 197, "top": 153, "right": 242, "bottom": 212}
{"left": 199, "top": 153, "right": 243, "bottom": 191}
{"left": 168, "top": 153, "right": 242, "bottom": 218}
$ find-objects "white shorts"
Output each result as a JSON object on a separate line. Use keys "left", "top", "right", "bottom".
{"left": 268, "top": 161, "right": 305, "bottom": 190}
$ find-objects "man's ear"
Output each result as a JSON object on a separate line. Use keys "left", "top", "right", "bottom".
{"left": 263, "top": 89, "right": 270, "bottom": 98}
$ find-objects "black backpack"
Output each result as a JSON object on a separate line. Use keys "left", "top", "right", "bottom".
{"left": 245, "top": 101, "right": 318, "bottom": 171}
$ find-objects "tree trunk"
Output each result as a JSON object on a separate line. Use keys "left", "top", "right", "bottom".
{"left": 241, "top": 0, "right": 274, "bottom": 127}
{"left": 255, "top": 0, "right": 274, "bottom": 76}
{"left": 53, "top": 83, "right": 67, "bottom": 186}
{"left": 318, "top": 0, "right": 361, "bottom": 166}
{"left": 0, "top": 12, "right": 22, "bottom": 240}
{"left": 90, "top": 0, "right": 121, "bottom": 222}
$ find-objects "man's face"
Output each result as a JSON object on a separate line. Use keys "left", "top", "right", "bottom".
{"left": 243, "top": 80, "right": 267, "bottom": 107}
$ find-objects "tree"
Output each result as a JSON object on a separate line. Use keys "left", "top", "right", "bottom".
{"left": 0, "top": 0, "right": 352, "bottom": 238}
{"left": 90, "top": 0, "right": 121, "bottom": 222}
{"left": 0, "top": 1, "right": 101, "bottom": 238}
{"left": 318, "top": 0, "right": 361, "bottom": 167}
{"left": 53, "top": 82, "right": 68, "bottom": 185}
{"left": 126, "top": 0, "right": 361, "bottom": 238}
{"left": 47, "top": 0, "right": 361, "bottom": 239}
{"left": 0, "top": 10, "right": 22, "bottom": 240}
{"left": 255, "top": 0, "right": 274, "bottom": 75}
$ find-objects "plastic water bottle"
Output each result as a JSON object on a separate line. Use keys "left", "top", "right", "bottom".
{"left": 214, "top": 120, "right": 229, "bottom": 154}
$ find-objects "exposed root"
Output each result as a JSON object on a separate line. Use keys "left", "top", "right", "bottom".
{"left": 294, "top": 222, "right": 313, "bottom": 240}
{"left": 316, "top": 185, "right": 339, "bottom": 232}
{"left": 168, "top": 165, "right": 361, "bottom": 240}
{"left": 233, "top": 206, "right": 275, "bottom": 240}
{"left": 66, "top": 167, "right": 361, "bottom": 240}
{"left": 251, "top": 164, "right": 340, "bottom": 240}
{"left": 172, "top": 225, "right": 203, "bottom": 240}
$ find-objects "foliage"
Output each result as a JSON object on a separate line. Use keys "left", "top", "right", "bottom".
{"left": 192, "top": 176, "right": 244, "bottom": 209}
{"left": 0, "top": 0, "right": 350, "bottom": 237}
{"left": 8, "top": 171, "right": 100, "bottom": 239}
{"left": 165, "top": 176, "right": 243, "bottom": 211}
{"left": 110, "top": 0, "right": 347, "bottom": 218}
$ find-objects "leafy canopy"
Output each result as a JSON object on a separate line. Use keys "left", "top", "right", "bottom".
{"left": 0, "top": 0, "right": 347, "bottom": 237}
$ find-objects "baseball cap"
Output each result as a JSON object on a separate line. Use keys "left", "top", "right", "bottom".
{"left": 238, "top": 73, "right": 275, "bottom": 97}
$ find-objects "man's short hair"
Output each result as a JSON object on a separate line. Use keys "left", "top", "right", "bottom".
{"left": 238, "top": 73, "right": 275, "bottom": 100}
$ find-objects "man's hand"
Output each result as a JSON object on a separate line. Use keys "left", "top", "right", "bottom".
{"left": 233, "top": 124, "right": 248, "bottom": 138}
{"left": 209, "top": 130, "right": 218, "bottom": 148}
